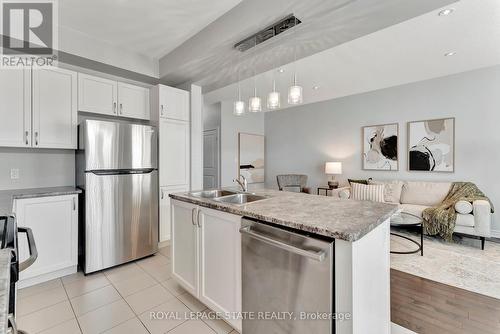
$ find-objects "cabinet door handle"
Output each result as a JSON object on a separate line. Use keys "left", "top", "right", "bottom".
{"left": 197, "top": 209, "right": 201, "bottom": 227}
{"left": 73, "top": 197, "right": 76, "bottom": 211}
{"left": 160, "top": 104, "right": 164, "bottom": 116}
{"left": 25, "top": 131, "right": 29, "bottom": 145}
{"left": 34, "top": 131, "right": 38, "bottom": 146}
{"left": 113, "top": 102, "right": 117, "bottom": 114}
{"left": 191, "top": 208, "right": 196, "bottom": 226}
{"left": 119, "top": 103, "right": 123, "bottom": 114}
{"left": 161, "top": 190, "right": 164, "bottom": 199}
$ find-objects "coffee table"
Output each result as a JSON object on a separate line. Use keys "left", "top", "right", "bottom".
{"left": 390, "top": 212, "right": 424, "bottom": 256}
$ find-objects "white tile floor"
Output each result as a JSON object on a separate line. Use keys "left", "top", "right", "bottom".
{"left": 17, "top": 246, "right": 237, "bottom": 334}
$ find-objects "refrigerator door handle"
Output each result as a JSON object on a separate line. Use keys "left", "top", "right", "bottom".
{"left": 89, "top": 168, "right": 156, "bottom": 176}
{"left": 240, "top": 226, "right": 326, "bottom": 262}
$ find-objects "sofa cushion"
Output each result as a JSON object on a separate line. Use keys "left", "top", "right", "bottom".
{"left": 351, "top": 183, "right": 385, "bottom": 202}
{"left": 399, "top": 204, "right": 430, "bottom": 218}
{"left": 456, "top": 214, "right": 475, "bottom": 227}
{"left": 400, "top": 181, "right": 452, "bottom": 206}
{"left": 369, "top": 180, "right": 403, "bottom": 203}
{"left": 455, "top": 200, "right": 473, "bottom": 214}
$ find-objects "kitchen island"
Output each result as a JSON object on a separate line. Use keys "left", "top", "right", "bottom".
{"left": 170, "top": 189, "right": 397, "bottom": 334}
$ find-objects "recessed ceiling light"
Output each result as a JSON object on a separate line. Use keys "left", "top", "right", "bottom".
{"left": 313, "top": 85, "right": 320, "bottom": 90}
{"left": 278, "top": 68, "right": 285, "bottom": 73}
{"left": 444, "top": 52, "right": 456, "bottom": 57}
{"left": 438, "top": 8, "right": 454, "bottom": 16}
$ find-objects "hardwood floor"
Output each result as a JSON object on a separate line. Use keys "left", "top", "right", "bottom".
{"left": 391, "top": 269, "right": 500, "bottom": 334}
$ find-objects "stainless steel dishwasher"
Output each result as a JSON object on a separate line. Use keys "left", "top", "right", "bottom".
{"left": 240, "top": 218, "right": 335, "bottom": 334}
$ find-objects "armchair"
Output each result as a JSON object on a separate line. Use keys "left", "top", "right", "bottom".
{"left": 276, "top": 174, "right": 311, "bottom": 194}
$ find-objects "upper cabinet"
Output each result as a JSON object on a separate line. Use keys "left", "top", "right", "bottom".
{"left": 78, "top": 73, "right": 117, "bottom": 116}
{"left": 152, "top": 85, "right": 189, "bottom": 121}
{"left": 78, "top": 73, "right": 150, "bottom": 120}
{"left": 0, "top": 67, "right": 77, "bottom": 149}
{"left": 117, "top": 82, "right": 150, "bottom": 120}
{"left": 0, "top": 68, "right": 31, "bottom": 147}
{"left": 32, "top": 68, "right": 77, "bottom": 149}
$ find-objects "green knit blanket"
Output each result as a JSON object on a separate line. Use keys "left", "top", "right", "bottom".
{"left": 422, "top": 182, "right": 494, "bottom": 241}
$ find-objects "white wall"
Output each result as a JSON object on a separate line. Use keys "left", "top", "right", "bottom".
{"left": 220, "top": 101, "right": 265, "bottom": 188}
{"left": 0, "top": 148, "right": 75, "bottom": 190}
{"left": 265, "top": 66, "right": 500, "bottom": 233}
{"left": 60, "top": 27, "right": 159, "bottom": 78}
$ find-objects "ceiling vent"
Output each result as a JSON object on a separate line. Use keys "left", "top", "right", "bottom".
{"left": 234, "top": 14, "right": 301, "bottom": 52}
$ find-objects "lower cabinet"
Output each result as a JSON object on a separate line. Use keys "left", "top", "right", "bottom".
{"left": 171, "top": 200, "right": 242, "bottom": 331}
{"left": 159, "top": 185, "right": 189, "bottom": 242}
{"left": 14, "top": 194, "right": 78, "bottom": 288}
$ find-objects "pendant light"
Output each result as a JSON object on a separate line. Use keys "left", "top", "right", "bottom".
{"left": 288, "top": 17, "right": 303, "bottom": 105}
{"left": 248, "top": 39, "right": 262, "bottom": 112}
{"left": 249, "top": 86, "right": 262, "bottom": 112}
{"left": 233, "top": 49, "right": 245, "bottom": 116}
{"left": 233, "top": 81, "right": 245, "bottom": 116}
{"left": 267, "top": 49, "right": 281, "bottom": 110}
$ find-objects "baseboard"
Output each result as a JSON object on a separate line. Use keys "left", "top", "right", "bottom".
{"left": 158, "top": 239, "right": 171, "bottom": 248}
{"left": 391, "top": 323, "right": 416, "bottom": 334}
{"left": 491, "top": 230, "right": 500, "bottom": 239}
{"left": 18, "top": 265, "right": 77, "bottom": 289}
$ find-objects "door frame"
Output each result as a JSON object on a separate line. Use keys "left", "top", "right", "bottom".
{"left": 203, "top": 127, "right": 221, "bottom": 189}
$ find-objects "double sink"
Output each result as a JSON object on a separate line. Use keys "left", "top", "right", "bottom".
{"left": 188, "top": 189, "right": 268, "bottom": 205}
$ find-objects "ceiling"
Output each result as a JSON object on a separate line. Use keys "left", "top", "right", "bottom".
{"left": 58, "top": 0, "right": 242, "bottom": 59}
{"left": 158, "top": 0, "right": 457, "bottom": 91}
{"left": 204, "top": 0, "right": 500, "bottom": 110}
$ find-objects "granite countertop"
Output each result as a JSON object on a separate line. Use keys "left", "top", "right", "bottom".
{"left": 170, "top": 189, "right": 398, "bottom": 242}
{"left": 0, "top": 249, "right": 11, "bottom": 334}
{"left": 0, "top": 187, "right": 82, "bottom": 216}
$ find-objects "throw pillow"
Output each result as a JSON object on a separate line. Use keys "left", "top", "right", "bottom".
{"left": 369, "top": 180, "right": 403, "bottom": 203}
{"left": 348, "top": 178, "right": 372, "bottom": 185}
{"left": 351, "top": 183, "right": 385, "bottom": 202}
{"left": 455, "top": 200, "right": 473, "bottom": 214}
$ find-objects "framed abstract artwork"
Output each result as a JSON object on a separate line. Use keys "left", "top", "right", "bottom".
{"left": 408, "top": 118, "right": 455, "bottom": 172}
{"left": 362, "top": 123, "right": 399, "bottom": 171}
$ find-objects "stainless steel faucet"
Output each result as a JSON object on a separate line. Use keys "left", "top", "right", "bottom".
{"left": 233, "top": 174, "right": 248, "bottom": 192}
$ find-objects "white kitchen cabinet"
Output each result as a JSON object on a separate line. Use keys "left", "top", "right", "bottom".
{"left": 78, "top": 73, "right": 117, "bottom": 116}
{"left": 198, "top": 207, "right": 242, "bottom": 331}
{"left": 78, "top": 73, "right": 150, "bottom": 120}
{"left": 171, "top": 200, "right": 242, "bottom": 332}
{"left": 0, "top": 68, "right": 31, "bottom": 147}
{"left": 117, "top": 82, "right": 150, "bottom": 120}
{"left": 160, "top": 185, "right": 189, "bottom": 242}
{"left": 15, "top": 194, "right": 78, "bottom": 288}
{"left": 155, "top": 85, "right": 189, "bottom": 121}
{"left": 32, "top": 67, "right": 77, "bottom": 149}
{"left": 171, "top": 200, "right": 199, "bottom": 296}
{"left": 159, "top": 119, "right": 190, "bottom": 187}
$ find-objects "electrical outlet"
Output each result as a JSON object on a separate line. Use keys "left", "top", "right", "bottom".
{"left": 10, "top": 169, "right": 19, "bottom": 180}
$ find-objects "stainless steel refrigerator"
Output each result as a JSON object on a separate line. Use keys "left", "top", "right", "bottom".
{"left": 76, "top": 120, "right": 158, "bottom": 274}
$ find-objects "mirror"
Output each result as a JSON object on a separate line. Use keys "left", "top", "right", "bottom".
{"left": 238, "top": 133, "right": 265, "bottom": 184}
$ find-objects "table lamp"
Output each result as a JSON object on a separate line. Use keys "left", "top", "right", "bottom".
{"left": 325, "top": 162, "right": 342, "bottom": 189}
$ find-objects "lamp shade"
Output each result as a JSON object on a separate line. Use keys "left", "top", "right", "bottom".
{"left": 325, "top": 162, "right": 342, "bottom": 175}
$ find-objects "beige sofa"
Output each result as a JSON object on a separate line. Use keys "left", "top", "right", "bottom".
{"left": 338, "top": 180, "right": 492, "bottom": 248}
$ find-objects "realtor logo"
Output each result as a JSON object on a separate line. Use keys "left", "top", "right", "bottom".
{"left": 1, "top": 0, "right": 57, "bottom": 67}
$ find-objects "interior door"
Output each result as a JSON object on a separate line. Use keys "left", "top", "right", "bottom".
{"left": 159, "top": 119, "right": 190, "bottom": 187}
{"left": 0, "top": 68, "right": 31, "bottom": 147}
{"left": 78, "top": 73, "right": 117, "bottom": 116}
{"left": 32, "top": 67, "right": 77, "bottom": 149}
{"left": 171, "top": 200, "right": 198, "bottom": 296}
{"left": 118, "top": 82, "right": 150, "bottom": 120}
{"left": 203, "top": 129, "right": 220, "bottom": 189}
